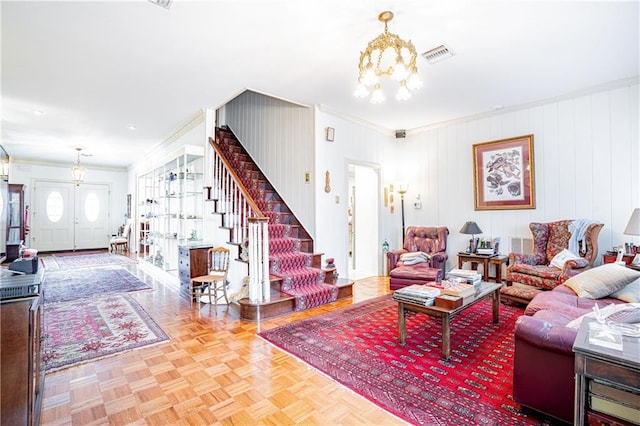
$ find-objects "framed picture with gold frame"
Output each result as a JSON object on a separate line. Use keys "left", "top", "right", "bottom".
{"left": 473, "top": 134, "right": 535, "bottom": 210}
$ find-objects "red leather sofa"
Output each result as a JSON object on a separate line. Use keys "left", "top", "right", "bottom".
{"left": 513, "top": 285, "right": 626, "bottom": 423}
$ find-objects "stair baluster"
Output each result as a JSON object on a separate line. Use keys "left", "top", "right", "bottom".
{"left": 210, "top": 137, "right": 268, "bottom": 302}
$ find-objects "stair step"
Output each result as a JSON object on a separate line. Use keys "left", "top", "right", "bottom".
{"left": 270, "top": 252, "right": 313, "bottom": 271}
{"left": 238, "top": 278, "right": 354, "bottom": 321}
{"left": 214, "top": 126, "right": 332, "bottom": 314}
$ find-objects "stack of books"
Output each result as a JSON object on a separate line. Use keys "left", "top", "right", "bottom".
{"left": 441, "top": 282, "right": 476, "bottom": 298}
{"left": 393, "top": 284, "right": 441, "bottom": 306}
{"left": 448, "top": 268, "right": 482, "bottom": 285}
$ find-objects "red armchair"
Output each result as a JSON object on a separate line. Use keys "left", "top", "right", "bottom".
{"left": 505, "top": 220, "right": 603, "bottom": 292}
{"left": 387, "top": 226, "right": 449, "bottom": 290}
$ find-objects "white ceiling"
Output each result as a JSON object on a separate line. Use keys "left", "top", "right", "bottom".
{"left": 2, "top": 0, "right": 638, "bottom": 170}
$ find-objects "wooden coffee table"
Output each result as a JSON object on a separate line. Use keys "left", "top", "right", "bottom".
{"left": 397, "top": 282, "right": 501, "bottom": 360}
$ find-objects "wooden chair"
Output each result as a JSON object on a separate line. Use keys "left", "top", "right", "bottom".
{"left": 109, "top": 222, "right": 130, "bottom": 253}
{"left": 190, "top": 247, "right": 230, "bottom": 307}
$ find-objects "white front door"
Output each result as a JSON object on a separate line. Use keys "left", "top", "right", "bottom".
{"left": 32, "top": 180, "right": 110, "bottom": 251}
{"left": 75, "top": 183, "right": 110, "bottom": 250}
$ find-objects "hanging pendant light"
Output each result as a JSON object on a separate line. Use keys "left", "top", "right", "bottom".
{"left": 354, "top": 11, "right": 422, "bottom": 104}
{"left": 71, "top": 147, "right": 86, "bottom": 186}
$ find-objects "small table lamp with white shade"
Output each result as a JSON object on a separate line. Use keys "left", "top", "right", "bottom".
{"left": 623, "top": 208, "right": 640, "bottom": 263}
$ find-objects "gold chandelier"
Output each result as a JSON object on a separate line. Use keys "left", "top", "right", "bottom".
{"left": 354, "top": 11, "right": 422, "bottom": 103}
{"left": 71, "top": 147, "right": 86, "bottom": 186}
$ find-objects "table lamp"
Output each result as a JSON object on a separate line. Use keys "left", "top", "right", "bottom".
{"left": 623, "top": 208, "right": 640, "bottom": 256}
{"left": 460, "top": 221, "right": 483, "bottom": 253}
{"left": 623, "top": 208, "right": 640, "bottom": 236}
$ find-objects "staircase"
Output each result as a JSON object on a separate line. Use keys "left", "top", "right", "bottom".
{"left": 212, "top": 127, "right": 352, "bottom": 320}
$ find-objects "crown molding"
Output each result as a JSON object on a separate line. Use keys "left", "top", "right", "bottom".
{"left": 11, "top": 158, "right": 127, "bottom": 172}
{"left": 316, "top": 104, "right": 394, "bottom": 136}
{"left": 407, "top": 76, "right": 640, "bottom": 136}
{"left": 151, "top": 109, "right": 205, "bottom": 152}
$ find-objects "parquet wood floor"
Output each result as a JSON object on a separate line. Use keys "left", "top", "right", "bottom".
{"left": 40, "top": 257, "right": 405, "bottom": 425}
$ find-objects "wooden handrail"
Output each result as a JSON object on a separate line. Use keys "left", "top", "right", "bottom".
{"left": 208, "top": 136, "right": 266, "bottom": 219}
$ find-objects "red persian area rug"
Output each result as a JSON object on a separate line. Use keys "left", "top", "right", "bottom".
{"left": 43, "top": 294, "right": 169, "bottom": 372}
{"left": 259, "top": 295, "right": 554, "bottom": 426}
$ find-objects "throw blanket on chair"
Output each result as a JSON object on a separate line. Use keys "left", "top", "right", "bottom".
{"left": 569, "top": 219, "right": 598, "bottom": 255}
{"left": 399, "top": 251, "right": 430, "bottom": 265}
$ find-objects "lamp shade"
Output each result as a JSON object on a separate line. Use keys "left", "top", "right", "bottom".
{"left": 623, "top": 208, "right": 640, "bottom": 236}
{"left": 459, "top": 221, "right": 483, "bottom": 235}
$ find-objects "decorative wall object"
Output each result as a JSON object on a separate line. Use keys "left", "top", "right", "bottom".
{"left": 324, "top": 171, "right": 331, "bottom": 193}
{"left": 473, "top": 134, "right": 535, "bottom": 210}
{"left": 325, "top": 127, "right": 335, "bottom": 142}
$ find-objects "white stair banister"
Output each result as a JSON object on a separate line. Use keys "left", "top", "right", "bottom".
{"left": 210, "top": 137, "right": 269, "bottom": 303}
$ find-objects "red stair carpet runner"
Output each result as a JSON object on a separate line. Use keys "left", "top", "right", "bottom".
{"left": 215, "top": 127, "right": 338, "bottom": 311}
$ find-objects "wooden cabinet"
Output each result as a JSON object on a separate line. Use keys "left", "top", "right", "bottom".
{"left": 139, "top": 220, "right": 150, "bottom": 255}
{"left": 178, "top": 244, "right": 213, "bottom": 287}
{"left": 573, "top": 318, "right": 640, "bottom": 425}
{"left": 6, "top": 183, "right": 25, "bottom": 262}
{"left": 1, "top": 271, "right": 44, "bottom": 426}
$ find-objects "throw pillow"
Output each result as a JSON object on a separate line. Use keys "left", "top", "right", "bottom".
{"left": 564, "top": 263, "right": 640, "bottom": 299}
{"left": 609, "top": 277, "right": 640, "bottom": 303}
{"left": 549, "top": 248, "right": 580, "bottom": 269}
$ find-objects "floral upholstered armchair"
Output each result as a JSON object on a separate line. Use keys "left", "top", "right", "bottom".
{"left": 387, "top": 226, "right": 449, "bottom": 279}
{"left": 505, "top": 220, "right": 603, "bottom": 291}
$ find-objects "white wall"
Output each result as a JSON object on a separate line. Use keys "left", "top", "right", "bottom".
{"left": 314, "top": 107, "right": 399, "bottom": 278}
{"left": 223, "top": 90, "right": 316, "bottom": 235}
{"left": 134, "top": 80, "right": 638, "bottom": 285}
{"left": 10, "top": 161, "right": 128, "bottom": 247}
{"left": 400, "top": 82, "right": 640, "bottom": 269}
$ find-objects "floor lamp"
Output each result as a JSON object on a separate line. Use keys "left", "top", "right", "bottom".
{"left": 398, "top": 184, "right": 408, "bottom": 239}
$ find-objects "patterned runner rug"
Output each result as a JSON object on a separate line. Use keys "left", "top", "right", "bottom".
{"left": 44, "top": 266, "right": 152, "bottom": 304}
{"left": 43, "top": 294, "right": 169, "bottom": 372}
{"left": 42, "top": 252, "right": 136, "bottom": 271}
{"left": 259, "top": 295, "right": 552, "bottom": 425}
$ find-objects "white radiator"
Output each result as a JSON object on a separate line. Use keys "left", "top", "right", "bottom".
{"left": 509, "top": 236, "right": 533, "bottom": 255}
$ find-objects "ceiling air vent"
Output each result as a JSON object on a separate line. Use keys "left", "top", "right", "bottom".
{"left": 421, "top": 44, "right": 455, "bottom": 64}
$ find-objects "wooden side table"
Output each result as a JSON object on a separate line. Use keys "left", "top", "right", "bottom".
{"left": 573, "top": 318, "right": 640, "bottom": 425}
{"left": 457, "top": 253, "right": 509, "bottom": 283}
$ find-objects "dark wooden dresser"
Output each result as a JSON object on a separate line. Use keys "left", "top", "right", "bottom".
{"left": 178, "top": 243, "right": 214, "bottom": 287}
{"left": 0, "top": 268, "right": 45, "bottom": 426}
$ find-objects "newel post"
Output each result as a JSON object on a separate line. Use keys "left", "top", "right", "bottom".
{"left": 248, "top": 217, "right": 270, "bottom": 303}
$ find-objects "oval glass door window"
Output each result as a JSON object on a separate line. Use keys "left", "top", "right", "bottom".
{"left": 85, "top": 193, "right": 100, "bottom": 222}
{"left": 46, "top": 191, "right": 64, "bottom": 223}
